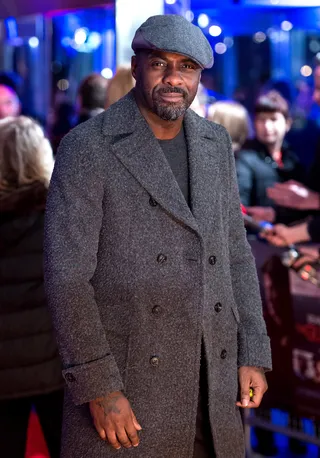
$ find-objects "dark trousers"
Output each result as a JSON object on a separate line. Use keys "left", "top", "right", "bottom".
{"left": 0, "top": 389, "right": 64, "bottom": 458}
{"left": 193, "top": 346, "right": 216, "bottom": 458}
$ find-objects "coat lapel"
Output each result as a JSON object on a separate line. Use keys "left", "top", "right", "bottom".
{"left": 184, "top": 110, "right": 221, "bottom": 235}
{"left": 102, "top": 91, "right": 199, "bottom": 234}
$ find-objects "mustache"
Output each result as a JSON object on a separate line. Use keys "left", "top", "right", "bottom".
{"left": 155, "top": 86, "right": 188, "bottom": 97}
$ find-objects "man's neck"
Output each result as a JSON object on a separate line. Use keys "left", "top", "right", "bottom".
{"left": 265, "top": 142, "right": 283, "bottom": 159}
{"left": 266, "top": 142, "right": 284, "bottom": 165}
{"left": 134, "top": 91, "right": 183, "bottom": 140}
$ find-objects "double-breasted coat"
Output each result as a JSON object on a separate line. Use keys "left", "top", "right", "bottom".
{"left": 44, "top": 91, "right": 272, "bottom": 458}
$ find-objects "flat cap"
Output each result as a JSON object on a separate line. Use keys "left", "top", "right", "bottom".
{"left": 131, "top": 15, "right": 213, "bottom": 69}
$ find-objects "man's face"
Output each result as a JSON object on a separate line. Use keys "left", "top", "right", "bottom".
{"left": 254, "top": 112, "right": 290, "bottom": 147}
{"left": 131, "top": 50, "right": 201, "bottom": 121}
{"left": 313, "top": 66, "right": 320, "bottom": 106}
{"left": 0, "top": 85, "right": 20, "bottom": 119}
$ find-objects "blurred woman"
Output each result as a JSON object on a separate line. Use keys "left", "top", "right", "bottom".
{"left": 105, "top": 66, "right": 135, "bottom": 108}
{"left": 207, "top": 101, "right": 250, "bottom": 154}
{"left": 0, "top": 116, "right": 63, "bottom": 457}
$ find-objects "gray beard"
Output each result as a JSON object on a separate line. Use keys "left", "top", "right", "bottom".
{"left": 153, "top": 102, "right": 188, "bottom": 121}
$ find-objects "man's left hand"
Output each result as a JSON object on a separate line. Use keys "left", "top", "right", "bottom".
{"left": 236, "top": 366, "right": 268, "bottom": 409}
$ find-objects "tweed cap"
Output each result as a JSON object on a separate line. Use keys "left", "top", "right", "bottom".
{"left": 131, "top": 15, "right": 214, "bottom": 69}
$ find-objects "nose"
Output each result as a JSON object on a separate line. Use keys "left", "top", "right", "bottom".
{"left": 162, "top": 66, "right": 183, "bottom": 87}
{"left": 264, "top": 119, "right": 273, "bottom": 131}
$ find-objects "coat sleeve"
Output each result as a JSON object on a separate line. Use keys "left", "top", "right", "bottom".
{"left": 225, "top": 131, "right": 272, "bottom": 371}
{"left": 235, "top": 152, "right": 254, "bottom": 207}
{"left": 44, "top": 129, "right": 124, "bottom": 405}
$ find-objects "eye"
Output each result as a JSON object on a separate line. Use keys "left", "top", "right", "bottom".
{"left": 182, "top": 64, "right": 195, "bottom": 70}
{"left": 151, "top": 61, "right": 166, "bottom": 67}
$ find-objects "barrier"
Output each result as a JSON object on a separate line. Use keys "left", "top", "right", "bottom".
{"left": 245, "top": 240, "right": 320, "bottom": 455}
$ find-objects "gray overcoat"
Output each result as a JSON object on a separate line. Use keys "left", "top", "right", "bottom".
{"left": 44, "top": 91, "right": 272, "bottom": 458}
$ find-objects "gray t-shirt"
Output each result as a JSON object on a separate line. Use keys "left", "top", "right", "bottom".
{"left": 158, "top": 127, "right": 190, "bottom": 206}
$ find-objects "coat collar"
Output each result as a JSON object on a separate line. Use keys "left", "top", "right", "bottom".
{"left": 102, "top": 90, "right": 219, "bottom": 236}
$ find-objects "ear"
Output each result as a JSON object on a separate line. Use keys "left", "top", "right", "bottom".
{"left": 131, "top": 55, "right": 137, "bottom": 81}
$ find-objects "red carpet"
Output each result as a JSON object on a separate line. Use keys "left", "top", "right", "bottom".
{"left": 25, "top": 411, "right": 50, "bottom": 458}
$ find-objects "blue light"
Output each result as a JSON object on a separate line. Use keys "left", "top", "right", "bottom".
{"left": 5, "top": 17, "right": 18, "bottom": 40}
{"left": 74, "top": 28, "right": 88, "bottom": 45}
{"left": 101, "top": 68, "right": 113, "bottom": 79}
{"left": 28, "top": 37, "right": 39, "bottom": 48}
{"left": 209, "top": 25, "right": 222, "bottom": 37}
{"left": 198, "top": 14, "right": 209, "bottom": 28}
{"left": 87, "top": 32, "right": 102, "bottom": 49}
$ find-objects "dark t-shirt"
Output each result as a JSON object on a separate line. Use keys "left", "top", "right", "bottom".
{"left": 158, "top": 127, "right": 190, "bottom": 205}
{"left": 158, "top": 127, "right": 215, "bottom": 456}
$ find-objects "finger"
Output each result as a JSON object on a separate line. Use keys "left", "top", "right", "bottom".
{"left": 106, "top": 430, "right": 121, "bottom": 450}
{"left": 132, "top": 412, "right": 142, "bottom": 431}
{"left": 125, "top": 422, "right": 140, "bottom": 447}
{"left": 94, "top": 421, "right": 107, "bottom": 441}
{"left": 248, "top": 385, "right": 264, "bottom": 408}
{"left": 116, "top": 428, "right": 132, "bottom": 449}
{"left": 239, "top": 383, "right": 251, "bottom": 407}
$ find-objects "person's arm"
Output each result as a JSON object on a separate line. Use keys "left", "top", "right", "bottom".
{"left": 225, "top": 130, "right": 272, "bottom": 371}
{"left": 235, "top": 153, "right": 254, "bottom": 207}
{"left": 44, "top": 128, "right": 123, "bottom": 406}
{"left": 263, "top": 218, "right": 320, "bottom": 246}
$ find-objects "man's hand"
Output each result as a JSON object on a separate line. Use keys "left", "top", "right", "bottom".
{"left": 246, "top": 206, "right": 276, "bottom": 223}
{"left": 267, "top": 180, "right": 320, "bottom": 210}
{"left": 89, "top": 391, "right": 142, "bottom": 450}
{"left": 236, "top": 366, "right": 268, "bottom": 409}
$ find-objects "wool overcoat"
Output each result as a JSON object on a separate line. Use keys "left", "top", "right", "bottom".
{"left": 44, "top": 91, "right": 272, "bottom": 458}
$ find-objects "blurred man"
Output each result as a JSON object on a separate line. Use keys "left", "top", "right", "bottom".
{"left": 45, "top": 14, "right": 271, "bottom": 458}
{"left": 75, "top": 73, "right": 109, "bottom": 125}
{"left": 0, "top": 83, "right": 20, "bottom": 119}
{"left": 236, "top": 90, "right": 304, "bottom": 211}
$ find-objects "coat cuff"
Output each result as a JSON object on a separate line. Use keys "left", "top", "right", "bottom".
{"left": 237, "top": 332, "right": 272, "bottom": 371}
{"left": 62, "top": 354, "right": 124, "bottom": 405}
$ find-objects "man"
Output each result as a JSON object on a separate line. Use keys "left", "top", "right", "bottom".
{"left": 75, "top": 73, "right": 109, "bottom": 125}
{"left": 236, "top": 90, "right": 304, "bottom": 211}
{"left": 0, "top": 76, "right": 20, "bottom": 119}
{"left": 44, "top": 15, "right": 271, "bottom": 458}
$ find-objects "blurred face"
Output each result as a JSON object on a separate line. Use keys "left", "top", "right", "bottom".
{"left": 313, "top": 66, "right": 320, "bottom": 106}
{"left": 0, "top": 85, "right": 20, "bottom": 119}
{"left": 254, "top": 111, "right": 290, "bottom": 147}
{"left": 132, "top": 50, "right": 201, "bottom": 121}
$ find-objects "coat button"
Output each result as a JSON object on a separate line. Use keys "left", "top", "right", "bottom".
{"left": 220, "top": 349, "right": 227, "bottom": 359}
{"left": 152, "top": 305, "right": 162, "bottom": 315}
{"left": 149, "top": 197, "right": 158, "bottom": 207}
{"left": 150, "top": 356, "right": 160, "bottom": 366}
{"left": 214, "top": 302, "right": 222, "bottom": 313}
{"left": 157, "top": 254, "right": 167, "bottom": 264}
{"left": 65, "top": 373, "right": 76, "bottom": 383}
{"left": 209, "top": 256, "right": 216, "bottom": 266}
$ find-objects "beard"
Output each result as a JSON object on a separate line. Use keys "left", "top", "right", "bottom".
{"left": 152, "top": 86, "right": 190, "bottom": 121}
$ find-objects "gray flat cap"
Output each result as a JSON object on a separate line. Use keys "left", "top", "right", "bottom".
{"left": 132, "top": 15, "right": 213, "bottom": 69}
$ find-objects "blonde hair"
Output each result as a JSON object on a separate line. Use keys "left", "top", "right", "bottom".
{"left": 207, "top": 101, "right": 250, "bottom": 153}
{"left": 0, "top": 116, "right": 54, "bottom": 190}
{"left": 105, "top": 66, "right": 135, "bottom": 108}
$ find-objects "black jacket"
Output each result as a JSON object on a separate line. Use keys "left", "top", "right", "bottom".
{"left": 0, "top": 182, "right": 63, "bottom": 399}
{"left": 236, "top": 138, "right": 305, "bottom": 208}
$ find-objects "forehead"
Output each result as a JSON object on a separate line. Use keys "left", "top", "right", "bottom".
{"left": 145, "top": 50, "right": 199, "bottom": 65}
{"left": 0, "top": 85, "right": 17, "bottom": 99}
{"left": 255, "top": 111, "right": 284, "bottom": 120}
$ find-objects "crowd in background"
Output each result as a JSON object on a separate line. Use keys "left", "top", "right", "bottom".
{"left": 0, "top": 59, "right": 319, "bottom": 457}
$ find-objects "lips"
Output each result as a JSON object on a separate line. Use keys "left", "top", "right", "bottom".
{"left": 157, "top": 91, "right": 184, "bottom": 102}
